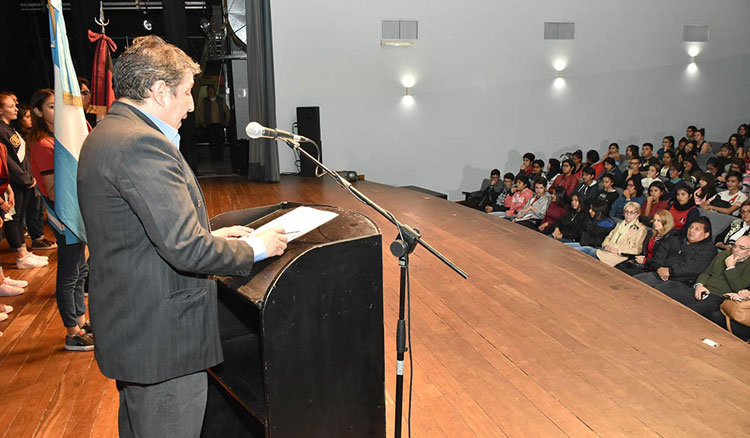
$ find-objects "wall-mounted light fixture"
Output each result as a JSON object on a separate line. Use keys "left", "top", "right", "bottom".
{"left": 401, "top": 74, "right": 416, "bottom": 106}
{"left": 686, "top": 45, "right": 702, "bottom": 74}
{"left": 552, "top": 59, "right": 567, "bottom": 89}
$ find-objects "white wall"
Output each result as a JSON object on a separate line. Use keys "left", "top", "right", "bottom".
{"left": 271, "top": 0, "right": 750, "bottom": 199}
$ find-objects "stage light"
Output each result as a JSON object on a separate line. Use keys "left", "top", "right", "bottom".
{"left": 401, "top": 94, "right": 415, "bottom": 107}
{"left": 553, "top": 77, "right": 566, "bottom": 89}
{"left": 142, "top": 18, "right": 153, "bottom": 31}
{"left": 687, "top": 62, "right": 698, "bottom": 74}
{"left": 687, "top": 45, "right": 701, "bottom": 58}
{"left": 553, "top": 59, "right": 567, "bottom": 72}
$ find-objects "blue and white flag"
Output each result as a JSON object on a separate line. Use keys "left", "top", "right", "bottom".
{"left": 47, "top": 0, "right": 88, "bottom": 243}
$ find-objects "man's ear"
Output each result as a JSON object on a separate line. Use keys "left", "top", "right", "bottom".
{"left": 150, "top": 80, "right": 169, "bottom": 106}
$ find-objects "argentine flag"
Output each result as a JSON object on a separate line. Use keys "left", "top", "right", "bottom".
{"left": 48, "top": 0, "right": 87, "bottom": 243}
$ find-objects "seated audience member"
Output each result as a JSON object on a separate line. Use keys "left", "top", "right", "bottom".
{"left": 603, "top": 142, "right": 622, "bottom": 166}
{"left": 624, "top": 155, "right": 643, "bottom": 185}
{"left": 677, "top": 140, "right": 697, "bottom": 164}
{"left": 677, "top": 136, "right": 688, "bottom": 154}
{"left": 610, "top": 177, "right": 645, "bottom": 219}
{"left": 570, "top": 150, "right": 584, "bottom": 175}
{"left": 549, "top": 158, "right": 578, "bottom": 197}
{"left": 625, "top": 144, "right": 639, "bottom": 163}
{"left": 616, "top": 210, "right": 675, "bottom": 276}
{"left": 545, "top": 159, "right": 561, "bottom": 187}
{"left": 634, "top": 217, "right": 716, "bottom": 291}
{"left": 598, "top": 157, "right": 623, "bottom": 187}
{"left": 685, "top": 125, "right": 697, "bottom": 141}
{"left": 597, "top": 173, "right": 620, "bottom": 211}
{"left": 518, "top": 152, "right": 535, "bottom": 177}
{"left": 563, "top": 199, "right": 616, "bottom": 255}
{"left": 461, "top": 168, "right": 502, "bottom": 211}
{"left": 657, "top": 136, "right": 674, "bottom": 161}
{"left": 576, "top": 149, "right": 603, "bottom": 179}
{"left": 537, "top": 186, "right": 568, "bottom": 234}
{"left": 738, "top": 124, "right": 749, "bottom": 149}
{"left": 494, "top": 174, "right": 532, "bottom": 218}
{"left": 695, "top": 128, "right": 710, "bottom": 154}
{"left": 703, "top": 171, "right": 747, "bottom": 217}
{"left": 513, "top": 178, "right": 550, "bottom": 227}
{"left": 640, "top": 164, "right": 660, "bottom": 190}
{"left": 668, "top": 182, "right": 699, "bottom": 232}
{"left": 670, "top": 236, "right": 750, "bottom": 324}
{"left": 659, "top": 150, "right": 675, "bottom": 178}
{"left": 715, "top": 201, "right": 750, "bottom": 250}
{"left": 693, "top": 174, "right": 718, "bottom": 207}
{"left": 681, "top": 156, "right": 702, "bottom": 184}
{"left": 704, "top": 157, "right": 722, "bottom": 183}
{"left": 716, "top": 144, "right": 733, "bottom": 174}
{"left": 728, "top": 134, "right": 742, "bottom": 156}
{"left": 551, "top": 193, "right": 587, "bottom": 242}
{"left": 528, "top": 159, "right": 546, "bottom": 186}
{"left": 485, "top": 172, "right": 516, "bottom": 213}
{"left": 639, "top": 143, "right": 659, "bottom": 172}
{"left": 573, "top": 167, "right": 600, "bottom": 208}
{"left": 664, "top": 163, "right": 684, "bottom": 193}
{"left": 641, "top": 181, "right": 669, "bottom": 226}
{"left": 593, "top": 202, "right": 649, "bottom": 266}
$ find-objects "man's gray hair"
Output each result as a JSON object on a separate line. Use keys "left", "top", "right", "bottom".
{"left": 113, "top": 35, "right": 200, "bottom": 101}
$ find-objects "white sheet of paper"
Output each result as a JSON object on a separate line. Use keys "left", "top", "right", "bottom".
{"left": 250, "top": 206, "right": 339, "bottom": 242}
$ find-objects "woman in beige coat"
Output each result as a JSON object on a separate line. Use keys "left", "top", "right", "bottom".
{"left": 596, "top": 202, "right": 649, "bottom": 266}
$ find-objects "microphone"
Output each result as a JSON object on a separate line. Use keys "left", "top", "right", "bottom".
{"left": 245, "top": 121, "right": 308, "bottom": 143}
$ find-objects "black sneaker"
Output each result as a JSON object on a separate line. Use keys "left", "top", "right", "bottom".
{"left": 65, "top": 333, "right": 94, "bottom": 351}
{"left": 81, "top": 322, "right": 94, "bottom": 336}
{"left": 31, "top": 238, "right": 57, "bottom": 250}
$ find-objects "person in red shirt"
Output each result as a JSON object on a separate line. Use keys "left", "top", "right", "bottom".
{"left": 27, "top": 88, "right": 93, "bottom": 351}
{"left": 549, "top": 158, "right": 579, "bottom": 197}
{"left": 492, "top": 174, "right": 533, "bottom": 218}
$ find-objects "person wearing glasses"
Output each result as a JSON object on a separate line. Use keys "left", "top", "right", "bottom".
{"left": 715, "top": 201, "right": 750, "bottom": 250}
{"left": 593, "top": 202, "right": 649, "bottom": 266}
{"left": 657, "top": 136, "right": 674, "bottom": 162}
{"left": 548, "top": 158, "right": 578, "bottom": 197}
{"left": 77, "top": 77, "right": 95, "bottom": 129}
{"left": 610, "top": 176, "right": 645, "bottom": 220}
{"left": 684, "top": 236, "right": 750, "bottom": 324}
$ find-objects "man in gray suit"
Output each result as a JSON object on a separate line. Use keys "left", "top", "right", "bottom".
{"left": 78, "top": 36, "right": 287, "bottom": 437}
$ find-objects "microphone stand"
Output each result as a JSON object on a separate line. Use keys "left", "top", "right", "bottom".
{"left": 283, "top": 139, "right": 468, "bottom": 438}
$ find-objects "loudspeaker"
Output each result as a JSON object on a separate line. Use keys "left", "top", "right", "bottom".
{"left": 296, "top": 106, "right": 321, "bottom": 177}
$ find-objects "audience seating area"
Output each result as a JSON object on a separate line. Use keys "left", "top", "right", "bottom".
{"left": 460, "top": 123, "right": 750, "bottom": 342}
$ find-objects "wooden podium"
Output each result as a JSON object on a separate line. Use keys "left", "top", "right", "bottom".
{"left": 202, "top": 203, "right": 386, "bottom": 438}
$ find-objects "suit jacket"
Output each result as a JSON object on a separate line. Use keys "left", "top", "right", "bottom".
{"left": 78, "top": 102, "right": 256, "bottom": 384}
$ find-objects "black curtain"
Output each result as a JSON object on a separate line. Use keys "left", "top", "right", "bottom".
{"left": 245, "top": 0, "right": 280, "bottom": 182}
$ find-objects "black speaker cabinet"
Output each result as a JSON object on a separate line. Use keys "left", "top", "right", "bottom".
{"left": 296, "top": 106, "right": 322, "bottom": 177}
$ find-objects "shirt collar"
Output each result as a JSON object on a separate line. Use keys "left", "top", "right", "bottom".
{"left": 132, "top": 106, "right": 181, "bottom": 148}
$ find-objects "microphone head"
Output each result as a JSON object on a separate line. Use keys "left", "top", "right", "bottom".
{"left": 246, "top": 121, "right": 264, "bottom": 139}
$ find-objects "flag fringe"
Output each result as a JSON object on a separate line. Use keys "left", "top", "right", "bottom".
{"left": 62, "top": 92, "right": 82, "bottom": 108}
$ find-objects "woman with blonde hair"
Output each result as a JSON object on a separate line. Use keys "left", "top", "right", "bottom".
{"left": 594, "top": 201, "right": 649, "bottom": 266}
{"left": 615, "top": 210, "right": 676, "bottom": 276}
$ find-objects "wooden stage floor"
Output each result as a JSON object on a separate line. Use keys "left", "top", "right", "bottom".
{"left": 1, "top": 175, "right": 749, "bottom": 437}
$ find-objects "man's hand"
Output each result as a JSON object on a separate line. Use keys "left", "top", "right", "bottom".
{"left": 694, "top": 284, "right": 710, "bottom": 300}
{"left": 725, "top": 253, "right": 738, "bottom": 268}
{"left": 212, "top": 225, "right": 255, "bottom": 239}
{"left": 657, "top": 266, "right": 670, "bottom": 281}
{"left": 484, "top": 205, "right": 494, "bottom": 213}
{"left": 539, "top": 222, "right": 548, "bottom": 231}
{"left": 7, "top": 191, "right": 14, "bottom": 208}
{"left": 27, "top": 178, "right": 37, "bottom": 189}
{"left": 254, "top": 227, "right": 288, "bottom": 257}
{"left": 552, "top": 228, "right": 562, "bottom": 239}
{"left": 635, "top": 255, "right": 646, "bottom": 264}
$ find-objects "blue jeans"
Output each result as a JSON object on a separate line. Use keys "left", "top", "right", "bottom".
{"left": 53, "top": 228, "right": 89, "bottom": 328}
{"left": 564, "top": 242, "right": 599, "bottom": 258}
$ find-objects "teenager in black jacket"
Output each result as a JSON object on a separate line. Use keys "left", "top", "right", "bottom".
{"left": 551, "top": 193, "right": 588, "bottom": 242}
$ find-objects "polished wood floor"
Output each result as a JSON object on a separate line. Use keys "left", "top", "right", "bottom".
{"left": 1, "top": 175, "right": 749, "bottom": 437}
